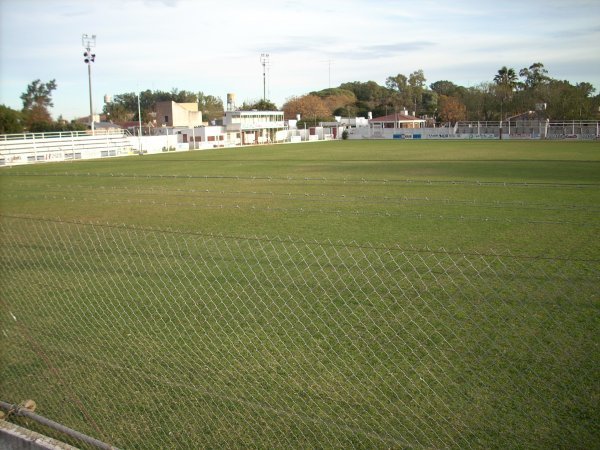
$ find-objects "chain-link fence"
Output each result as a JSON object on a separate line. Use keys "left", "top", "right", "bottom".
{"left": 1, "top": 215, "right": 598, "bottom": 448}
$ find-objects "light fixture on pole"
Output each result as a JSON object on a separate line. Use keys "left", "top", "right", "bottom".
{"left": 82, "top": 34, "right": 96, "bottom": 134}
{"left": 260, "top": 53, "right": 270, "bottom": 102}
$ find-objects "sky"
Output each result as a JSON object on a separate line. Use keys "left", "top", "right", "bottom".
{"left": 1, "top": 0, "right": 599, "bottom": 120}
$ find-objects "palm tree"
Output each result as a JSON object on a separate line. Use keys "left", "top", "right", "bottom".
{"left": 494, "top": 67, "right": 518, "bottom": 120}
{"left": 494, "top": 66, "right": 518, "bottom": 89}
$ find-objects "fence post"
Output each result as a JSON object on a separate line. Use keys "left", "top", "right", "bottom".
{"left": 71, "top": 131, "right": 75, "bottom": 160}
{"left": 32, "top": 133, "right": 37, "bottom": 163}
{"left": 0, "top": 401, "right": 118, "bottom": 450}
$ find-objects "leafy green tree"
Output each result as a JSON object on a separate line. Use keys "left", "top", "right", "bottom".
{"left": 543, "top": 79, "right": 598, "bottom": 119}
{"left": 339, "top": 81, "right": 385, "bottom": 102}
{"left": 104, "top": 89, "right": 220, "bottom": 123}
{"left": 27, "top": 119, "right": 86, "bottom": 133}
{"left": 103, "top": 91, "right": 147, "bottom": 122}
{"left": 384, "top": 70, "right": 429, "bottom": 115}
{"left": 0, "top": 105, "right": 23, "bottom": 133}
{"left": 455, "top": 84, "right": 492, "bottom": 121}
{"left": 430, "top": 80, "right": 460, "bottom": 97}
{"left": 519, "top": 62, "right": 549, "bottom": 89}
{"left": 494, "top": 66, "right": 518, "bottom": 89}
{"left": 385, "top": 73, "right": 410, "bottom": 109}
{"left": 408, "top": 69, "right": 427, "bottom": 113}
{"left": 385, "top": 74, "right": 408, "bottom": 94}
{"left": 494, "top": 66, "right": 518, "bottom": 119}
{"left": 96, "top": 66, "right": 600, "bottom": 126}
{"left": 333, "top": 105, "right": 358, "bottom": 117}
{"left": 309, "top": 88, "right": 357, "bottom": 115}
{"left": 338, "top": 81, "right": 391, "bottom": 117}
{"left": 310, "top": 87, "right": 355, "bottom": 98}
{"left": 105, "top": 103, "right": 133, "bottom": 123}
{"left": 138, "top": 90, "right": 156, "bottom": 121}
{"left": 240, "top": 99, "right": 278, "bottom": 111}
{"left": 282, "top": 95, "right": 331, "bottom": 124}
{"left": 197, "top": 92, "right": 224, "bottom": 122}
{"left": 438, "top": 95, "right": 466, "bottom": 124}
{"left": 104, "top": 92, "right": 138, "bottom": 121}
{"left": 24, "top": 106, "right": 53, "bottom": 131}
{"left": 168, "top": 88, "right": 197, "bottom": 103}
{"left": 421, "top": 91, "right": 438, "bottom": 117}
{"left": 20, "top": 79, "right": 57, "bottom": 110}
{"left": 576, "top": 82, "right": 595, "bottom": 98}
{"left": 20, "top": 79, "right": 57, "bottom": 130}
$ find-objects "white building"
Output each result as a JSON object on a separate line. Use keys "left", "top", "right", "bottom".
{"left": 171, "top": 110, "right": 289, "bottom": 149}
{"left": 155, "top": 101, "right": 203, "bottom": 128}
{"left": 369, "top": 112, "right": 426, "bottom": 129}
{"left": 223, "top": 110, "right": 286, "bottom": 145}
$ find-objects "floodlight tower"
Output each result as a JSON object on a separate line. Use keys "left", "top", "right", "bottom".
{"left": 82, "top": 34, "right": 97, "bottom": 134}
{"left": 260, "top": 53, "right": 270, "bottom": 102}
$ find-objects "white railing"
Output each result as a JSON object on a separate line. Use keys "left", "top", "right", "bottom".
{"left": 0, "top": 129, "right": 129, "bottom": 141}
{"left": 443, "top": 120, "right": 600, "bottom": 140}
{"left": 0, "top": 130, "right": 134, "bottom": 166}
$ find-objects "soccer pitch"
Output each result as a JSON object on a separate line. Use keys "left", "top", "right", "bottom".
{"left": 2, "top": 139, "right": 600, "bottom": 255}
{"left": 1, "top": 140, "right": 599, "bottom": 448}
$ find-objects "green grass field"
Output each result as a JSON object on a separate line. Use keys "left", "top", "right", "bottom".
{"left": 1, "top": 140, "right": 599, "bottom": 448}
{"left": 2, "top": 140, "right": 600, "bottom": 256}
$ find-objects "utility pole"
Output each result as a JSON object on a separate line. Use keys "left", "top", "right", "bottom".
{"left": 137, "top": 91, "right": 143, "bottom": 154}
{"left": 320, "top": 59, "right": 334, "bottom": 89}
{"left": 82, "top": 34, "right": 96, "bottom": 134}
{"left": 260, "top": 53, "right": 270, "bottom": 102}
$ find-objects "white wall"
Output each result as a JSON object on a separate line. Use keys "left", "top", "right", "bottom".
{"left": 0, "top": 132, "right": 133, "bottom": 166}
{"left": 347, "top": 127, "right": 459, "bottom": 140}
{"left": 128, "top": 135, "right": 183, "bottom": 153}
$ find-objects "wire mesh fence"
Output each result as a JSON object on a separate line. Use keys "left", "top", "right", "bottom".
{"left": 1, "top": 215, "right": 598, "bottom": 448}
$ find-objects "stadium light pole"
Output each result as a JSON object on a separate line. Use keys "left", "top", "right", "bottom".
{"left": 82, "top": 34, "right": 96, "bottom": 134}
{"left": 260, "top": 53, "right": 270, "bottom": 102}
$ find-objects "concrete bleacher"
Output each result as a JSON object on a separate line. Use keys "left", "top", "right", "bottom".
{"left": 546, "top": 121, "right": 599, "bottom": 138}
{"left": 456, "top": 120, "right": 598, "bottom": 139}
{"left": 455, "top": 121, "right": 500, "bottom": 137}
{"left": 0, "top": 130, "right": 134, "bottom": 166}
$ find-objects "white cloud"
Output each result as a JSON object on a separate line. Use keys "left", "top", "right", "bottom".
{"left": 1, "top": 0, "right": 599, "bottom": 119}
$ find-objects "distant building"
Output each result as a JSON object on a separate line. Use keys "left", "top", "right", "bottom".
{"left": 169, "top": 110, "right": 288, "bottom": 148}
{"left": 370, "top": 113, "right": 426, "bottom": 129}
{"left": 93, "top": 121, "right": 123, "bottom": 132}
{"left": 155, "top": 101, "right": 203, "bottom": 128}
{"left": 74, "top": 113, "right": 102, "bottom": 127}
{"left": 319, "top": 116, "right": 369, "bottom": 139}
{"left": 223, "top": 110, "right": 285, "bottom": 145}
{"left": 121, "top": 121, "right": 156, "bottom": 136}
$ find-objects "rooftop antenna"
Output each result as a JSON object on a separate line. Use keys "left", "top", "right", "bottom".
{"left": 321, "top": 59, "right": 334, "bottom": 89}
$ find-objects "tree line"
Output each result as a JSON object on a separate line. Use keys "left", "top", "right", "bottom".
{"left": 102, "top": 89, "right": 225, "bottom": 124}
{"left": 285, "top": 63, "right": 599, "bottom": 125}
{"left": 0, "top": 79, "right": 88, "bottom": 134}
{"left": 1, "top": 62, "right": 598, "bottom": 134}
